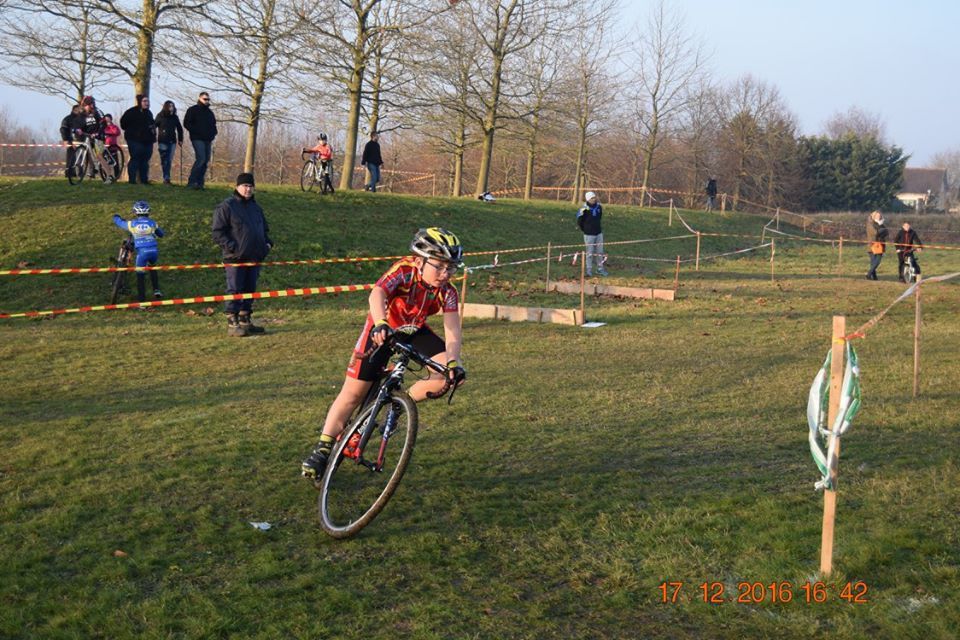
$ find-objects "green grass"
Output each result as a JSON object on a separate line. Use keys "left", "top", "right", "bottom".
{"left": 1, "top": 178, "right": 959, "bottom": 638}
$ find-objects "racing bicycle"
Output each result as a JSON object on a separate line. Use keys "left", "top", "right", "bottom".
{"left": 300, "top": 151, "right": 335, "bottom": 194}
{"left": 318, "top": 332, "right": 458, "bottom": 539}
{"left": 68, "top": 135, "right": 121, "bottom": 185}
{"left": 109, "top": 235, "right": 135, "bottom": 304}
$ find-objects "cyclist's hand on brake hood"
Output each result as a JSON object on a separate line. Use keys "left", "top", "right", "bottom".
{"left": 447, "top": 360, "right": 466, "bottom": 387}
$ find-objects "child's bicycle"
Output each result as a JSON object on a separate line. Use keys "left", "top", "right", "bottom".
{"left": 300, "top": 151, "right": 335, "bottom": 194}
{"left": 901, "top": 251, "right": 920, "bottom": 284}
{"left": 109, "top": 235, "right": 135, "bottom": 304}
{"left": 318, "top": 331, "right": 458, "bottom": 539}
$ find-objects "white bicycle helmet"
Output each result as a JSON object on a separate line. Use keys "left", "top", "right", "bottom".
{"left": 132, "top": 200, "right": 150, "bottom": 215}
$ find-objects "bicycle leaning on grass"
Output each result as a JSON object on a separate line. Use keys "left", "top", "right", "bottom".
{"left": 317, "top": 328, "right": 460, "bottom": 539}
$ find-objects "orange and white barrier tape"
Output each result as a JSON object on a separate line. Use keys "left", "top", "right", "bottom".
{"left": 0, "top": 254, "right": 406, "bottom": 276}
{"left": 0, "top": 283, "right": 375, "bottom": 319}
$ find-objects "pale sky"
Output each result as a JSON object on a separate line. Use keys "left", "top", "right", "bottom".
{"left": 1, "top": 0, "right": 957, "bottom": 166}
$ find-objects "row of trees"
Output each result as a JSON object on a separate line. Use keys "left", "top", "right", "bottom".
{"left": 0, "top": 0, "right": 942, "bottom": 211}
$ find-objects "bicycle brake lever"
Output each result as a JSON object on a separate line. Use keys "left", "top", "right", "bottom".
{"left": 447, "top": 381, "right": 458, "bottom": 405}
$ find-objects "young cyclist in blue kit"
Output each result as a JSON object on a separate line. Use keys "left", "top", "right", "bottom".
{"left": 113, "top": 200, "right": 165, "bottom": 302}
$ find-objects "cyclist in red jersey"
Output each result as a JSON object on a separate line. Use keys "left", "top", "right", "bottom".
{"left": 302, "top": 132, "right": 333, "bottom": 162}
{"left": 302, "top": 227, "right": 466, "bottom": 484}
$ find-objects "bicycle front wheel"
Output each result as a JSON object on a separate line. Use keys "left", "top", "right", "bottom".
{"left": 300, "top": 161, "right": 317, "bottom": 192}
{"left": 319, "top": 389, "right": 418, "bottom": 538}
{"left": 68, "top": 147, "right": 87, "bottom": 185}
{"left": 109, "top": 248, "right": 130, "bottom": 304}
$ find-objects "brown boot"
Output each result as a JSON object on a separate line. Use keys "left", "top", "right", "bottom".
{"left": 238, "top": 312, "right": 265, "bottom": 334}
{"left": 227, "top": 314, "right": 248, "bottom": 337}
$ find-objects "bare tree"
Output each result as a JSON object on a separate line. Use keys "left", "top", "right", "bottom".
{"left": 630, "top": 0, "right": 706, "bottom": 193}
{"left": 823, "top": 105, "right": 887, "bottom": 143}
{"left": 171, "top": 0, "right": 302, "bottom": 172}
{"left": 565, "top": 0, "right": 618, "bottom": 203}
{"left": 930, "top": 148, "right": 960, "bottom": 211}
{"left": 676, "top": 79, "right": 722, "bottom": 207}
{"left": 295, "top": 0, "right": 445, "bottom": 190}
{"left": 717, "top": 75, "right": 791, "bottom": 210}
{"left": 0, "top": 1, "right": 123, "bottom": 104}
{"left": 80, "top": 0, "right": 210, "bottom": 99}
{"left": 455, "top": 0, "right": 574, "bottom": 197}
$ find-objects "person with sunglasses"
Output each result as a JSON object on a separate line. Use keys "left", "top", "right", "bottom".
{"left": 301, "top": 227, "right": 467, "bottom": 485}
{"left": 183, "top": 92, "right": 217, "bottom": 189}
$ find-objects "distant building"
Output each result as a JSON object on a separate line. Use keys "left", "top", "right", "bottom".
{"left": 896, "top": 168, "right": 949, "bottom": 212}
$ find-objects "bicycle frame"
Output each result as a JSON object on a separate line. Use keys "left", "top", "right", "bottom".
{"left": 349, "top": 341, "right": 455, "bottom": 471}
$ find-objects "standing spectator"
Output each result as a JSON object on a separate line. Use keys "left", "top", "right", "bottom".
{"left": 102, "top": 114, "right": 121, "bottom": 150}
{"left": 894, "top": 221, "right": 923, "bottom": 283}
{"left": 361, "top": 131, "right": 383, "bottom": 192}
{"left": 577, "top": 191, "right": 608, "bottom": 277}
{"left": 865, "top": 210, "right": 888, "bottom": 280}
{"left": 76, "top": 96, "right": 108, "bottom": 178}
{"left": 211, "top": 173, "right": 273, "bottom": 337}
{"left": 155, "top": 100, "right": 183, "bottom": 185}
{"left": 59, "top": 104, "right": 83, "bottom": 178}
{"left": 705, "top": 176, "right": 718, "bottom": 211}
{"left": 184, "top": 92, "right": 217, "bottom": 190}
{"left": 120, "top": 94, "right": 156, "bottom": 184}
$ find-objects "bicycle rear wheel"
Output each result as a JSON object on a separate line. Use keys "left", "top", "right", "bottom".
{"left": 319, "top": 389, "right": 418, "bottom": 538}
{"left": 300, "top": 161, "right": 317, "bottom": 192}
{"left": 103, "top": 147, "right": 123, "bottom": 181}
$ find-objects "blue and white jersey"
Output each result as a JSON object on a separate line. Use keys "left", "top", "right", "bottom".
{"left": 114, "top": 214, "right": 165, "bottom": 252}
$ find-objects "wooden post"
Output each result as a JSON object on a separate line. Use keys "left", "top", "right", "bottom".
{"left": 545, "top": 242, "right": 552, "bottom": 292}
{"left": 720, "top": 193, "right": 726, "bottom": 212}
{"left": 770, "top": 238, "right": 776, "bottom": 283}
{"left": 695, "top": 232, "right": 701, "bottom": 271}
{"left": 776, "top": 207, "right": 780, "bottom": 230}
{"left": 579, "top": 250, "right": 586, "bottom": 325}
{"left": 673, "top": 255, "right": 680, "bottom": 292}
{"left": 459, "top": 271, "right": 468, "bottom": 330}
{"left": 914, "top": 275, "right": 922, "bottom": 398}
{"left": 668, "top": 199, "right": 673, "bottom": 226}
{"left": 838, "top": 235, "right": 843, "bottom": 274}
{"left": 432, "top": 174, "right": 437, "bottom": 197}
{"left": 820, "top": 315, "right": 846, "bottom": 576}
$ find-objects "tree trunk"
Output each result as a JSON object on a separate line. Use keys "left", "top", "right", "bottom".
{"left": 523, "top": 111, "right": 540, "bottom": 201}
{"left": 339, "top": 57, "right": 365, "bottom": 190}
{"left": 474, "top": 53, "right": 503, "bottom": 196}
{"left": 243, "top": 24, "right": 273, "bottom": 173}
{"left": 640, "top": 111, "right": 659, "bottom": 191}
{"left": 572, "top": 113, "right": 587, "bottom": 204}
{"left": 132, "top": 0, "right": 158, "bottom": 97}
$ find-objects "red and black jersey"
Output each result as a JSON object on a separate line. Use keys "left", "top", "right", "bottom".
{"left": 375, "top": 258, "right": 459, "bottom": 329}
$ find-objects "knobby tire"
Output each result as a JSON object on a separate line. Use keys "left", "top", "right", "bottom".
{"left": 318, "top": 389, "right": 418, "bottom": 539}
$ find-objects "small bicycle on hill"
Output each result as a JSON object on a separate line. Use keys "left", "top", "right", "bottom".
{"left": 318, "top": 331, "right": 458, "bottom": 539}
{"left": 900, "top": 251, "right": 920, "bottom": 284}
{"left": 109, "top": 235, "right": 135, "bottom": 304}
{"left": 300, "top": 151, "right": 335, "bottom": 194}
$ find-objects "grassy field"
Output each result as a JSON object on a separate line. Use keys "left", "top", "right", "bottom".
{"left": 1, "top": 178, "right": 959, "bottom": 639}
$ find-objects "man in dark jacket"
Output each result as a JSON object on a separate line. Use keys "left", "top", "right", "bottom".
{"left": 894, "top": 221, "right": 923, "bottom": 282}
{"left": 705, "top": 177, "right": 718, "bottom": 211}
{"left": 120, "top": 94, "right": 156, "bottom": 184}
{"left": 212, "top": 173, "right": 273, "bottom": 337}
{"left": 155, "top": 100, "right": 183, "bottom": 185}
{"left": 60, "top": 104, "right": 83, "bottom": 178}
{"left": 360, "top": 131, "right": 383, "bottom": 192}
{"left": 183, "top": 92, "right": 217, "bottom": 189}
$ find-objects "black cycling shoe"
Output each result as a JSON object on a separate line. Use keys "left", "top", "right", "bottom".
{"left": 301, "top": 449, "right": 329, "bottom": 488}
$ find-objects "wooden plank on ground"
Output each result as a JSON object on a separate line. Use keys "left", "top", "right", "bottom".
{"left": 551, "top": 280, "right": 674, "bottom": 301}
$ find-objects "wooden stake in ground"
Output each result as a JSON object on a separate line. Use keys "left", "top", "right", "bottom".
{"left": 770, "top": 238, "right": 776, "bottom": 283}
{"left": 695, "top": 232, "right": 701, "bottom": 271}
{"left": 820, "top": 315, "right": 846, "bottom": 576}
{"left": 914, "top": 275, "right": 922, "bottom": 398}
{"left": 668, "top": 199, "right": 673, "bottom": 226}
{"left": 673, "top": 255, "right": 681, "bottom": 292}
{"left": 580, "top": 250, "right": 586, "bottom": 325}
{"left": 838, "top": 235, "right": 843, "bottom": 275}
{"left": 459, "top": 271, "right": 468, "bottom": 330}
{"left": 545, "top": 242, "right": 552, "bottom": 292}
